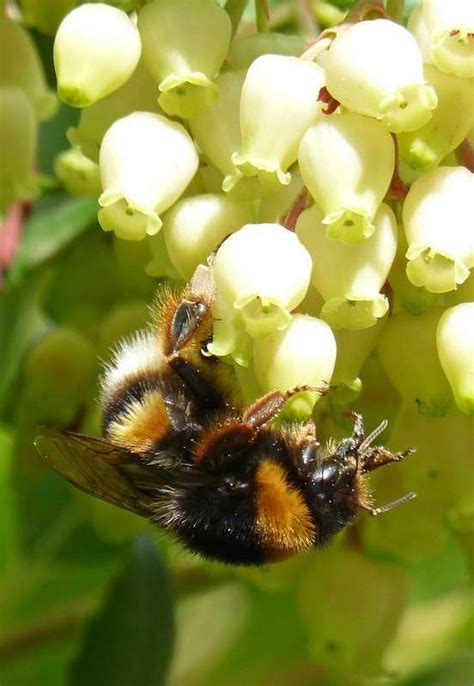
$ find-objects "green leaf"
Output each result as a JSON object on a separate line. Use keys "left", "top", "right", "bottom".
{"left": 69, "top": 535, "right": 174, "bottom": 686}
{"left": 7, "top": 194, "right": 97, "bottom": 285}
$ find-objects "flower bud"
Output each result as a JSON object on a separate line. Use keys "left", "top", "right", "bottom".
{"left": 228, "top": 33, "right": 305, "bottom": 69}
{"left": 145, "top": 231, "right": 180, "bottom": 280}
{"left": 299, "top": 112, "right": 395, "bottom": 244}
{"left": 189, "top": 71, "right": 244, "bottom": 186}
{"left": 398, "top": 64, "right": 474, "bottom": 172}
{"left": 67, "top": 62, "right": 160, "bottom": 163}
{"left": 378, "top": 308, "right": 453, "bottom": 416}
{"left": 54, "top": 3, "right": 141, "bottom": 107}
{"left": 296, "top": 203, "right": 397, "bottom": 330}
{"left": 54, "top": 147, "right": 102, "bottom": 198}
{"left": 21, "top": 0, "right": 78, "bottom": 36}
{"left": 138, "top": 0, "right": 231, "bottom": 119}
{"left": 422, "top": 0, "right": 474, "bottom": 78}
{"left": 0, "top": 16, "right": 57, "bottom": 120}
{"left": 253, "top": 314, "right": 336, "bottom": 421}
{"left": 0, "top": 87, "right": 37, "bottom": 210}
{"left": 208, "top": 223, "right": 312, "bottom": 359}
{"left": 163, "top": 194, "right": 252, "bottom": 279}
{"left": 331, "top": 320, "right": 385, "bottom": 391}
{"left": 257, "top": 173, "right": 304, "bottom": 224}
{"left": 403, "top": 166, "right": 474, "bottom": 293}
{"left": 189, "top": 70, "right": 265, "bottom": 200}
{"left": 230, "top": 56, "right": 324, "bottom": 194}
{"left": 437, "top": 303, "right": 474, "bottom": 414}
{"left": 98, "top": 112, "right": 198, "bottom": 240}
{"left": 324, "top": 19, "right": 437, "bottom": 133}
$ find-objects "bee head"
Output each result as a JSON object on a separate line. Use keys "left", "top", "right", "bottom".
{"left": 301, "top": 414, "right": 416, "bottom": 544}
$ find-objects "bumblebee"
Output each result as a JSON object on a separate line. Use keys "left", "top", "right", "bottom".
{"left": 35, "top": 264, "right": 415, "bottom": 565}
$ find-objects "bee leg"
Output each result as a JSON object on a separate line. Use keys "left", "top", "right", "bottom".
{"left": 193, "top": 388, "right": 317, "bottom": 467}
{"left": 243, "top": 386, "right": 326, "bottom": 428}
{"left": 166, "top": 265, "right": 215, "bottom": 356}
{"left": 166, "top": 355, "right": 224, "bottom": 410}
{"left": 362, "top": 446, "right": 415, "bottom": 473}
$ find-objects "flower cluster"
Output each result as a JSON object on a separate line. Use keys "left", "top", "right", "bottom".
{"left": 2, "top": 2, "right": 473, "bottom": 679}
{"left": 42, "top": 0, "right": 474, "bottom": 421}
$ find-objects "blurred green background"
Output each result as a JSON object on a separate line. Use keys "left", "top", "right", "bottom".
{"left": 1, "top": 1, "right": 473, "bottom": 685}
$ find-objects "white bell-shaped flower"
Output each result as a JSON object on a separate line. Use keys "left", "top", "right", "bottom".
{"left": 299, "top": 112, "right": 395, "bottom": 244}
{"left": 67, "top": 62, "right": 160, "bottom": 163}
{"left": 0, "top": 87, "right": 37, "bottom": 209}
{"left": 54, "top": 3, "right": 141, "bottom": 107}
{"left": 378, "top": 308, "right": 454, "bottom": 416}
{"left": 253, "top": 314, "right": 336, "bottom": 421}
{"left": 208, "top": 223, "right": 312, "bottom": 360}
{"left": 403, "top": 166, "right": 474, "bottom": 293}
{"left": 138, "top": 0, "right": 231, "bottom": 119}
{"left": 398, "top": 64, "right": 474, "bottom": 172}
{"left": 98, "top": 112, "right": 198, "bottom": 240}
{"left": 0, "top": 16, "right": 57, "bottom": 120}
{"left": 230, "top": 55, "right": 324, "bottom": 193}
{"left": 229, "top": 33, "right": 305, "bottom": 69}
{"left": 296, "top": 203, "right": 397, "bottom": 330}
{"left": 54, "top": 147, "right": 102, "bottom": 198}
{"left": 437, "top": 303, "right": 474, "bottom": 415}
{"left": 324, "top": 19, "right": 437, "bottom": 133}
{"left": 163, "top": 194, "right": 252, "bottom": 279}
{"left": 422, "top": 0, "right": 474, "bottom": 78}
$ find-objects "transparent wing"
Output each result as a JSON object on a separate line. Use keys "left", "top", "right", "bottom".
{"left": 34, "top": 428, "right": 155, "bottom": 517}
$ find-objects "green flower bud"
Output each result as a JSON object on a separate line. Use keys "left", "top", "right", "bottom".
{"left": 296, "top": 203, "right": 397, "bottom": 330}
{"left": 0, "top": 16, "right": 57, "bottom": 120}
{"left": 332, "top": 320, "right": 385, "bottom": 390}
{"left": 403, "top": 166, "right": 474, "bottom": 293}
{"left": 208, "top": 223, "right": 312, "bottom": 358}
{"left": 21, "top": 0, "right": 78, "bottom": 36}
{"left": 190, "top": 70, "right": 245, "bottom": 186}
{"left": 67, "top": 62, "right": 160, "bottom": 163}
{"left": 190, "top": 70, "right": 265, "bottom": 200}
{"left": 163, "top": 194, "right": 252, "bottom": 279}
{"left": 145, "top": 230, "right": 180, "bottom": 280}
{"left": 228, "top": 33, "right": 305, "bottom": 69}
{"left": 138, "top": 0, "right": 231, "bottom": 119}
{"left": 54, "top": 3, "right": 141, "bottom": 107}
{"left": 324, "top": 19, "right": 437, "bottom": 133}
{"left": 98, "top": 112, "right": 198, "bottom": 240}
{"left": 299, "top": 112, "right": 395, "bottom": 244}
{"left": 437, "top": 303, "right": 474, "bottom": 414}
{"left": 0, "top": 86, "right": 37, "bottom": 210}
{"left": 422, "top": 0, "right": 474, "bottom": 78}
{"left": 253, "top": 314, "right": 336, "bottom": 421}
{"left": 54, "top": 147, "right": 102, "bottom": 197}
{"left": 257, "top": 173, "right": 304, "bottom": 224}
{"left": 230, "top": 56, "right": 325, "bottom": 194}
{"left": 398, "top": 64, "right": 474, "bottom": 172}
{"left": 378, "top": 308, "right": 453, "bottom": 416}
{"left": 23, "top": 327, "right": 97, "bottom": 424}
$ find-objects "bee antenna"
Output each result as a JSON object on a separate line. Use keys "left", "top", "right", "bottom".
{"left": 361, "top": 491, "right": 417, "bottom": 517}
{"left": 359, "top": 419, "right": 388, "bottom": 454}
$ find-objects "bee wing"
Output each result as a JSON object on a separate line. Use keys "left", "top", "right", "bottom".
{"left": 35, "top": 428, "right": 155, "bottom": 517}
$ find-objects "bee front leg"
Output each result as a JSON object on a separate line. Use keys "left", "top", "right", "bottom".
{"left": 165, "top": 264, "right": 215, "bottom": 356}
